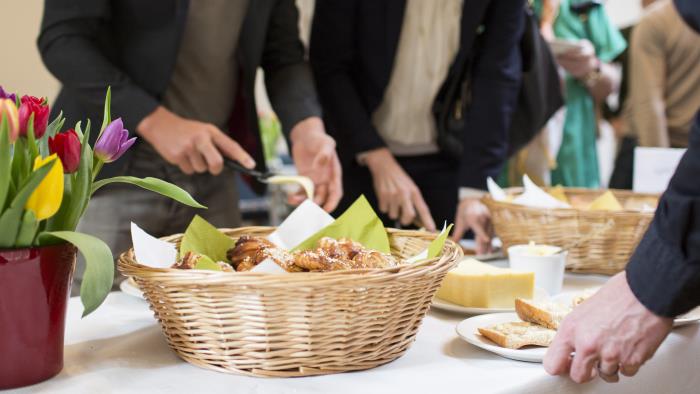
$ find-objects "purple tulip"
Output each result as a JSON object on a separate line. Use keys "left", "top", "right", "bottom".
{"left": 0, "top": 86, "right": 16, "bottom": 103}
{"left": 94, "top": 118, "right": 136, "bottom": 163}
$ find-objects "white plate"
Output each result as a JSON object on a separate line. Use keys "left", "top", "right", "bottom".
{"left": 456, "top": 313, "right": 546, "bottom": 363}
{"left": 552, "top": 291, "right": 700, "bottom": 328}
{"left": 432, "top": 287, "right": 549, "bottom": 315}
{"left": 119, "top": 277, "right": 145, "bottom": 300}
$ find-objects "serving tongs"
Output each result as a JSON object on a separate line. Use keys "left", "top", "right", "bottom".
{"left": 224, "top": 159, "right": 314, "bottom": 199}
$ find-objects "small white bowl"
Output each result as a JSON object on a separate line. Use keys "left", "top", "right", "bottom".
{"left": 508, "top": 244, "right": 567, "bottom": 295}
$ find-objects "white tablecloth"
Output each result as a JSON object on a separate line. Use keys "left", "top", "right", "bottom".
{"left": 9, "top": 272, "right": 700, "bottom": 394}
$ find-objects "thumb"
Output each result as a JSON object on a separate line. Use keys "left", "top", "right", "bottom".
{"left": 451, "top": 213, "right": 469, "bottom": 242}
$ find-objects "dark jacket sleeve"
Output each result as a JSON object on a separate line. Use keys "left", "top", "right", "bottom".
{"left": 309, "top": 0, "right": 386, "bottom": 156}
{"left": 459, "top": 0, "right": 524, "bottom": 190}
{"left": 626, "top": 114, "right": 700, "bottom": 317}
{"left": 262, "top": 0, "right": 322, "bottom": 137}
{"left": 37, "top": 0, "right": 159, "bottom": 131}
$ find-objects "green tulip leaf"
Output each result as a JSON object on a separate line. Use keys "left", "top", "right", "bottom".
{"left": 26, "top": 113, "right": 40, "bottom": 162}
{"left": 39, "top": 231, "right": 114, "bottom": 317}
{"left": 0, "top": 116, "right": 11, "bottom": 212}
{"left": 15, "top": 210, "right": 38, "bottom": 247}
{"left": 91, "top": 176, "right": 206, "bottom": 209}
{"left": 0, "top": 207, "right": 23, "bottom": 247}
{"left": 98, "top": 87, "right": 112, "bottom": 139}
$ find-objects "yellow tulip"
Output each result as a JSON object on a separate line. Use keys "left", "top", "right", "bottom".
{"left": 25, "top": 154, "right": 64, "bottom": 220}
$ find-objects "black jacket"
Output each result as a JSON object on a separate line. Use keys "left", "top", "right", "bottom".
{"left": 626, "top": 0, "right": 700, "bottom": 318}
{"left": 309, "top": 0, "right": 523, "bottom": 190}
{"left": 38, "top": 0, "right": 321, "bottom": 178}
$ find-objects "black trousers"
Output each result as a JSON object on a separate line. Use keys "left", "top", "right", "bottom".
{"left": 336, "top": 153, "right": 459, "bottom": 229}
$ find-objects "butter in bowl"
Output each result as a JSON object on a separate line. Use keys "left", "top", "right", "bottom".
{"left": 508, "top": 242, "right": 566, "bottom": 295}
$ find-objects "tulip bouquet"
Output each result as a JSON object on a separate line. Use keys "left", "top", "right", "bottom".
{"left": 0, "top": 87, "right": 203, "bottom": 316}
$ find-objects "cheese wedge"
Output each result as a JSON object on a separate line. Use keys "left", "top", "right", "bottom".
{"left": 436, "top": 259, "right": 534, "bottom": 308}
{"left": 548, "top": 185, "right": 570, "bottom": 204}
{"left": 587, "top": 191, "right": 623, "bottom": 211}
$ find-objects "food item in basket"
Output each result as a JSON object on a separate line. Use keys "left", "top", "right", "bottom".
{"left": 587, "top": 191, "right": 623, "bottom": 211}
{"left": 515, "top": 298, "right": 571, "bottom": 330}
{"left": 225, "top": 236, "right": 399, "bottom": 272}
{"left": 548, "top": 185, "right": 570, "bottom": 204}
{"left": 435, "top": 259, "right": 534, "bottom": 308}
{"left": 478, "top": 322, "right": 556, "bottom": 349}
{"left": 172, "top": 251, "right": 234, "bottom": 272}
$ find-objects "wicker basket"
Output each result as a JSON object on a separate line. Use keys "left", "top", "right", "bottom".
{"left": 118, "top": 227, "right": 462, "bottom": 377}
{"left": 483, "top": 188, "right": 659, "bottom": 275}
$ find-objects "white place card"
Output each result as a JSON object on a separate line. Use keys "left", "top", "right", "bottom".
{"left": 633, "top": 147, "right": 686, "bottom": 194}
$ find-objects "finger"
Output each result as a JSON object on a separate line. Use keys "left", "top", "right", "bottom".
{"left": 597, "top": 361, "right": 620, "bottom": 383}
{"left": 451, "top": 213, "right": 468, "bottom": 242}
{"left": 211, "top": 129, "right": 256, "bottom": 168}
{"left": 387, "top": 189, "right": 400, "bottom": 220}
{"left": 188, "top": 150, "right": 208, "bottom": 174}
{"left": 178, "top": 157, "right": 195, "bottom": 175}
{"left": 311, "top": 142, "right": 333, "bottom": 174}
{"left": 287, "top": 189, "right": 307, "bottom": 206}
{"left": 399, "top": 193, "right": 416, "bottom": 226}
{"left": 322, "top": 155, "right": 343, "bottom": 212}
{"left": 619, "top": 363, "right": 640, "bottom": 377}
{"left": 570, "top": 351, "right": 598, "bottom": 383}
{"left": 476, "top": 235, "right": 492, "bottom": 255}
{"left": 196, "top": 138, "right": 224, "bottom": 175}
{"left": 412, "top": 191, "right": 436, "bottom": 232}
{"left": 314, "top": 183, "right": 329, "bottom": 207}
{"left": 543, "top": 337, "right": 574, "bottom": 376}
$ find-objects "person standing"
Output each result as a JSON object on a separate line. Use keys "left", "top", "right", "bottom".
{"left": 38, "top": 0, "right": 342, "bottom": 287}
{"left": 538, "top": 0, "right": 626, "bottom": 188}
{"left": 544, "top": 0, "right": 700, "bottom": 383}
{"left": 626, "top": 0, "right": 700, "bottom": 149}
{"left": 310, "top": 0, "right": 524, "bottom": 252}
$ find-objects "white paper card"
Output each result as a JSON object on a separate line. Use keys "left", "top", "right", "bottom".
{"left": 250, "top": 258, "right": 289, "bottom": 274}
{"left": 130, "top": 222, "right": 177, "bottom": 268}
{"left": 633, "top": 147, "right": 686, "bottom": 194}
{"left": 512, "top": 175, "right": 570, "bottom": 209}
{"left": 487, "top": 177, "right": 508, "bottom": 202}
{"left": 266, "top": 199, "right": 334, "bottom": 249}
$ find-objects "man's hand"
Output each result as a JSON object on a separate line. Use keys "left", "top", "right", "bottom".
{"left": 137, "top": 106, "right": 255, "bottom": 175}
{"left": 451, "top": 197, "right": 493, "bottom": 254}
{"left": 544, "top": 272, "right": 673, "bottom": 383}
{"left": 364, "top": 148, "right": 436, "bottom": 231}
{"left": 556, "top": 39, "right": 598, "bottom": 79}
{"left": 289, "top": 117, "right": 342, "bottom": 212}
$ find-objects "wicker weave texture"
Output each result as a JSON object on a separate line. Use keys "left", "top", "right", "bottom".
{"left": 483, "top": 188, "right": 658, "bottom": 275}
{"left": 118, "top": 227, "right": 462, "bottom": 377}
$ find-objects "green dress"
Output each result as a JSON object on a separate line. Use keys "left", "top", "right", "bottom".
{"left": 541, "top": 0, "right": 627, "bottom": 187}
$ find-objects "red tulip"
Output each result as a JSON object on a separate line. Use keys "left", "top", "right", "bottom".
{"left": 18, "top": 95, "right": 50, "bottom": 139}
{"left": 49, "top": 129, "right": 81, "bottom": 173}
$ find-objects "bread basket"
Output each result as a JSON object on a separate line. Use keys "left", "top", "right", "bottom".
{"left": 483, "top": 188, "right": 658, "bottom": 275}
{"left": 118, "top": 226, "right": 462, "bottom": 377}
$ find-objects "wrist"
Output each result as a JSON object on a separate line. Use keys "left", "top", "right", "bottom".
{"left": 581, "top": 58, "right": 602, "bottom": 87}
{"left": 290, "top": 116, "right": 325, "bottom": 144}
{"left": 136, "top": 106, "right": 171, "bottom": 139}
{"left": 363, "top": 147, "right": 393, "bottom": 170}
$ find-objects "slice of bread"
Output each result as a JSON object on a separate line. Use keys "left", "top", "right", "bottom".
{"left": 478, "top": 322, "right": 556, "bottom": 349}
{"left": 515, "top": 299, "right": 572, "bottom": 330}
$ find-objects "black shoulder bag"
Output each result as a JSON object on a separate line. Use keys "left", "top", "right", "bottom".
{"left": 433, "top": 5, "right": 564, "bottom": 159}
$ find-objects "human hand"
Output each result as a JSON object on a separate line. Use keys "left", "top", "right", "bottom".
{"left": 364, "top": 148, "right": 436, "bottom": 231}
{"left": 556, "top": 39, "right": 599, "bottom": 79}
{"left": 544, "top": 272, "right": 673, "bottom": 383}
{"left": 289, "top": 117, "right": 342, "bottom": 212}
{"left": 451, "top": 197, "right": 493, "bottom": 254}
{"left": 136, "top": 106, "right": 255, "bottom": 175}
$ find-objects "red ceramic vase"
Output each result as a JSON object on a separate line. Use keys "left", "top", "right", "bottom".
{"left": 0, "top": 243, "right": 76, "bottom": 389}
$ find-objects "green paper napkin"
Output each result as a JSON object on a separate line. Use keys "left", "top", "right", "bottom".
{"left": 428, "top": 223, "right": 453, "bottom": 258}
{"left": 292, "top": 195, "right": 390, "bottom": 253}
{"left": 194, "top": 254, "right": 223, "bottom": 271}
{"left": 180, "top": 215, "right": 235, "bottom": 262}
